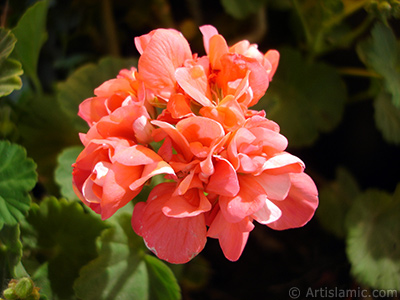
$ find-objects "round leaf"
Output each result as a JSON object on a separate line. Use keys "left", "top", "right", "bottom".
{"left": 346, "top": 187, "right": 400, "bottom": 290}
{"left": 54, "top": 146, "right": 83, "bottom": 200}
{"left": 257, "top": 48, "right": 346, "bottom": 147}
{"left": 57, "top": 57, "right": 138, "bottom": 132}
{"left": 0, "top": 28, "right": 17, "bottom": 62}
{"left": 317, "top": 167, "right": 360, "bottom": 238}
{"left": 0, "top": 28, "right": 23, "bottom": 97}
{"left": 11, "top": 0, "right": 48, "bottom": 92}
{"left": 145, "top": 255, "right": 181, "bottom": 300}
{"left": 74, "top": 213, "right": 181, "bottom": 300}
{"left": 374, "top": 91, "right": 400, "bottom": 145}
{"left": 0, "top": 225, "right": 23, "bottom": 281}
{"left": 357, "top": 23, "right": 400, "bottom": 108}
{"left": 24, "top": 197, "right": 108, "bottom": 299}
{"left": 0, "top": 141, "right": 37, "bottom": 230}
{"left": 0, "top": 58, "right": 23, "bottom": 97}
{"left": 220, "top": 0, "right": 268, "bottom": 19}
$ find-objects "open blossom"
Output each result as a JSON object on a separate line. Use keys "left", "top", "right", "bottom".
{"left": 72, "top": 137, "right": 175, "bottom": 220}
{"left": 72, "top": 24, "right": 318, "bottom": 264}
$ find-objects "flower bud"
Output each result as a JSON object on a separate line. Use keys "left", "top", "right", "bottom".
{"left": 14, "top": 277, "right": 34, "bottom": 299}
{"left": 25, "top": 288, "right": 41, "bottom": 300}
{"left": 2, "top": 288, "right": 18, "bottom": 300}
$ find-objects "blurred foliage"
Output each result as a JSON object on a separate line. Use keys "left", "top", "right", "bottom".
{"left": 0, "top": 0, "right": 399, "bottom": 299}
{"left": 74, "top": 213, "right": 181, "bottom": 300}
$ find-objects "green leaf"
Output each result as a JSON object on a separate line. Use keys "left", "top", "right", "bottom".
{"left": 0, "top": 225, "right": 23, "bottom": 283}
{"left": 220, "top": 0, "right": 267, "bottom": 19}
{"left": 357, "top": 23, "right": 400, "bottom": 108}
{"left": 57, "top": 57, "right": 138, "bottom": 133}
{"left": 346, "top": 186, "right": 400, "bottom": 290}
{"left": 23, "top": 197, "right": 108, "bottom": 299}
{"left": 374, "top": 91, "right": 400, "bottom": 145}
{"left": 317, "top": 168, "right": 360, "bottom": 238}
{"left": 54, "top": 146, "right": 83, "bottom": 200}
{"left": 74, "top": 213, "right": 181, "bottom": 300}
{"left": 0, "top": 58, "right": 23, "bottom": 97}
{"left": 145, "top": 255, "right": 181, "bottom": 300}
{"left": 0, "top": 28, "right": 16, "bottom": 61}
{"left": 256, "top": 48, "right": 346, "bottom": 147}
{"left": 0, "top": 28, "right": 23, "bottom": 97}
{"left": 11, "top": 0, "right": 48, "bottom": 92}
{"left": 30, "top": 262, "right": 52, "bottom": 300}
{"left": 0, "top": 141, "right": 37, "bottom": 230}
{"left": 15, "top": 93, "right": 80, "bottom": 194}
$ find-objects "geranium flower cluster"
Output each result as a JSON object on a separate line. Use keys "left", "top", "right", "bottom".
{"left": 72, "top": 25, "right": 318, "bottom": 264}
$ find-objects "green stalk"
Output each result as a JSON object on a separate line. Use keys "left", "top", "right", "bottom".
{"left": 338, "top": 67, "right": 381, "bottom": 78}
{"left": 102, "top": 0, "right": 120, "bottom": 57}
{"left": 323, "top": 0, "right": 370, "bottom": 29}
{"left": 291, "top": 0, "right": 313, "bottom": 46}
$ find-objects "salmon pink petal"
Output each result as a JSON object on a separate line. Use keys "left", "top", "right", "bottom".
{"left": 133, "top": 115, "right": 154, "bottom": 144}
{"left": 72, "top": 137, "right": 141, "bottom": 219}
{"left": 78, "top": 97, "right": 108, "bottom": 126}
{"left": 74, "top": 182, "right": 101, "bottom": 214}
{"left": 151, "top": 120, "right": 193, "bottom": 161}
{"left": 250, "top": 127, "right": 288, "bottom": 152}
{"left": 132, "top": 183, "right": 207, "bottom": 263}
{"left": 237, "top": 153, "right": 265, "bottom": 174}
{"left": 255, "top": 173, "right": 291, "bottom": 201}
{"left": 244, "top": 115, "right": 280, "bottom": 132}
{"left": 208, "top": 34, "right": 229, "bottom": 70}
{"left": 112, "top": 144, "right": 161, "bottom": 165}
{"left": 176, "top": 116, "right": 225, "bottom": 147}
{"left": 265, "top": 50, "right": 280, "bottom": 80}
{"left": 262, "top": 152, "right": 305, "bottom": 175}
{"left": 137, "top": 29, "right": 192, "bottom": 100}
{"left": 232, "top": 71, "right": 251, "bottom": 103}
{"left": 218, "top": 53, "right": 269, "bottom": 106}
{"left": 252, "top": 199, "right": 282, "bottom": 225}
{"left": 219, "top": 175, "right": 267, "bottom": 223}
{"left": 207, "top": 211, "right": 254, "bottom": 261}
{"left": 134, "top": 30, "right": 155, "bottom": 54}
{"left": 227, "top": 128, "right": 256, "bottom": 170}
{"left": 173, "top": 168, "right": 203, "bottom": 196}
{"left": 99, "top": 161, "right": 143, "bottom": 219}
{"left": 229, "top": 40, "right": 251, "bottom": 56}
{"left": 129, "top": 161, "right": 176, "bottom": 191}
{"left": 166, "top": 94, "right": 194, "bottom": 119}
{"left": 200, "top": 95, "right": 246, "bottom": 132}
{"left": 163, "top": 189, "right": 211, "bottom": 217}
{"left": 81, "top": 167, "right": 104, "bottom": 205}
{"left": 94, "top": 76, "right": 133, "bottom": 97}
{"left": 206, "top": 158, "right": 239, "bottom": 197}
{"left": 199, "top": 134, "right": 230, "bottom": 176}
{"left": 85, "top": 105, "right": 152, "bottom": 144}
{"left": 175, "top": 65, "right": 213, "bottom": 107}
{"left": 110, "top": 145, "right": 176, "bottom": 190}
{"left": 267, "top": 173, "right": 318, "bottom": 230}
{"left": 199, "top": 25, "right": 219, "bottom": 54}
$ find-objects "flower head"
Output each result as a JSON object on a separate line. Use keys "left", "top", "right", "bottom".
{"left": 72, "top": 24, "right": 318, "bottom": 264}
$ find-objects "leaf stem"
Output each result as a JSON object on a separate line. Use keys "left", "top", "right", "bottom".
{"left": 102, "top": 0, "right": 120, "bottom": 57}
{"left": 309, "top": 0, "right": 370, "bottom": 58}
{"left": 291, "top": 0, "right": 312, "bottom": 46}
{"left": 1, "top": 0, "right": 9, "bottom": 27}
{"left": 338, "top": 67, "right": 381, "bottom": 78}
{"left": 323, "top": 0, "right": 370, "bottom": 29}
